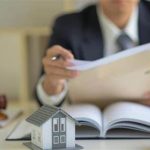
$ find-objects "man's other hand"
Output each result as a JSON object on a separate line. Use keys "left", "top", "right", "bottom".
{"left": 138, "top": 92, "right": 150, "bottom": 106}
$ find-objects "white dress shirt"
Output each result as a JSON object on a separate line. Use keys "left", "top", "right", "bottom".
{"left": 36, "top": 5, "right": 139, "bottom": 106}
{"left": 98, "top": 5, "right": 139, "bottom": 56}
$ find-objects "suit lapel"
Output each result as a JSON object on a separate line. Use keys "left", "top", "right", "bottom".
{"left": 79, "top": 6, "right": 104, "bottom": 60}
{"left": 138, "top": 1, "right": 150, "bottom": 45}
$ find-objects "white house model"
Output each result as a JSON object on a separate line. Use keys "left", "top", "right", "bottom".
{"left": 25, "top": 105, "right": 80, "bottom": 150}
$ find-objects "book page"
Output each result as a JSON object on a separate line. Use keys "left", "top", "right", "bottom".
{"left": 63, "top": 104, "right": 102, "bottom": 131}
{"left": 103, "top": 102, "right": 150, "bottom": 135}
{"left": 106, "top": 128, "right": 150, "bottom": 139}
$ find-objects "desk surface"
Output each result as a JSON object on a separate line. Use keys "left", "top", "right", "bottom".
{"left": 0, "top": 101, "right": 150, "bottom": 150}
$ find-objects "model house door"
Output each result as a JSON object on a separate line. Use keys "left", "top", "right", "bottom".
{"left": 52, "top": 115, "right": 66, "bottom": 149}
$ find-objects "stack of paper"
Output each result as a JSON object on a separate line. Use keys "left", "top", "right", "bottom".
{"left": 6, "top": 119, "right": 31, "bottom": 140}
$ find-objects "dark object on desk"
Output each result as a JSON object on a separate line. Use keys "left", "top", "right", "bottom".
{"left": 0, "top": 95, "right": 8, "bottom": 121}
{"left": 0, "top": 95, "right": 7, "bottom": 109}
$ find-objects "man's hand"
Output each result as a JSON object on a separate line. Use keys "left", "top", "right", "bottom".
{"left": 138, "top": 92, "right": 150, "bottom": 106}
{"left": 42, "top": 45, "right": 79, "bottom": 95}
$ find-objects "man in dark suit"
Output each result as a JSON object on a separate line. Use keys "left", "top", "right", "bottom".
{"left": 36, "top": 0, "right": 150, "bottom": 106}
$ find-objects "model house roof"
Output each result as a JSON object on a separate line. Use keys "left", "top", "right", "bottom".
{"left": 26, "top": 105, "right": 80, "bottom": 127}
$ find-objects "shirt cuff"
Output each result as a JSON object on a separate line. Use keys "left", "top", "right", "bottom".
{"left": 36, "top": 75, "right": 68, "bottom": 106}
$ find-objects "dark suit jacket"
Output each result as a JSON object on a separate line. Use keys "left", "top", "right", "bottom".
{"left": 36, "top": 0, "right": 150, "bottom": 106}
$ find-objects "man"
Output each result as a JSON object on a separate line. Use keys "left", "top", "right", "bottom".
{"left": 36, "top": 0, "right": 150, "bottom": 106}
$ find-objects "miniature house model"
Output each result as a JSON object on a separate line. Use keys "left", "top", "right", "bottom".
{"left": 26, "top": 105, "right": 80, "bottom": 150}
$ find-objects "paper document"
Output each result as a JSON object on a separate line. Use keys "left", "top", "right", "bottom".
{"left": 68, "top": 43, "right": 150, "bottom": 71}
{"left": 68, "top": 43, "right": 150, "bottom": 106}
{"left": 6, "top": 119, "right": 31, "bottom": 140}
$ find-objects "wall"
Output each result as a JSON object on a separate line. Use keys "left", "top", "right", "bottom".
{"left": 0, "top": 0, "right": 98, "bottom": 28}
{"left": 0, "top": 0, "right": 64, "bottom": 28}
{"left": 0, "top": 0, "right": 64, "bottom": 101}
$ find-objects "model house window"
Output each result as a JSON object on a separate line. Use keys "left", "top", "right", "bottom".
{"left": 38, "top": 132, "right": 41, "bottom": 143}
{"left": 60, "top": 135, "right": 66, "bottom": 143}
{"left": 53, "top": 118, "right": 59, "bottom": 132}
{"left": 53, "top": 136, "right": 59, "bottom": 144}
{"left": 60, "top": 118, "right": 66, "bottom": 132}
{"left": 32, "top": 130, "right": 36, "bottom": 140}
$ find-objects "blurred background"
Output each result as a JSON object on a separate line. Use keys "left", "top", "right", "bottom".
{"left": 0, "top": 0, "right": 97, "bottom": 106}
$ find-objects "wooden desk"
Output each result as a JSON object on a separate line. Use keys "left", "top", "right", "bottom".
{"left": 0, "top": 101, "right": 150, "bottom": 150}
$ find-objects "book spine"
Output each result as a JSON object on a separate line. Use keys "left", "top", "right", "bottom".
{"left": 100, "top": 116, "right": 106, "bottom": 137}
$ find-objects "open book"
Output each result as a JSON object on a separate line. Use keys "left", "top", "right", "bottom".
{"left": 6, "top": 102, "right": 150, "bottom": 140}
{"left": 65, "top": 102, "right": 150, "bottom": 139}
{"left": 67, "top": 43, "right": 150, "bottom": 106}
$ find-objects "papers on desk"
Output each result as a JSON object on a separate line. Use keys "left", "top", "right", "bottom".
{"left": 68, "top": 43, "right": 150, "bottom": 105}
{"left": 6, "top": 102, "right": 150, "bottom": 140}
{"left": 6, "top": 119, "right": 31, "bottom": 140}
{"left": 0, "top": 108, "right": 22, "bottom": 128}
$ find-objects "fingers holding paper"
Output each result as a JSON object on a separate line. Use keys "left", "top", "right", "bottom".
{"left": 137, "top": 92, "right": 150, "bottom": 106}
{"left": 42, "top": 45, "right": 79, "bottom": 95}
